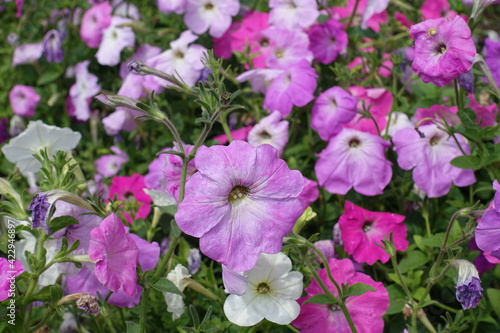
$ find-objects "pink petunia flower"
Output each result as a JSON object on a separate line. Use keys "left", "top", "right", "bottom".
{"left": 475, "top": 181, "right": 500, "bottom": 264}
{"left": 162, "top": 143, "right": 197, "bottom": 202}
{"left": 268, "top": 0, "right": 319, "bottom": 31}
{"left": 339, "top": 201, "right": 408, "bottom": 265}
{"left": 311, "top": 86, "right": 358, "bottom": 141}
{"left": 96, "top": 16, "right": 135, "bottom": 66}
{"left": 102, "top": 109, "right": 138, "bottom": 136}
{"left": 298, "top": 177, "right": 319, "bottom": 210}
{"left": 414, "top": 105, "right": 460, "bottom": 126}
{"left": 307, "top": 18, "right": 348, "bottom": 65}
{"left": 247, "top": 111, "right": 289, "bottom": 155}
{"left": 212, "top": 126, "right": 253, "bottom": 144}
{"left": 95, "top": 146, "right": 129, "bottom": 178}
{"left": 292, "top": 258, "right": 389, "bottom": 332}
{"left": 485, "top": 37, "right": 500, "bottom": 89}
{"left": 315, "top": 128, "right": 392, "bottom": 196}
{"left": 183, "top": 0, "right": 240, "bottom": 38}
{"left": 348, "top": 53, "right": 393, "bottom": 78}
{"left": 392, "top": 124, "right": 476, "bottom": 198}
{"left": 69, "top": 60, "right": 101, "bottom": 121}
{"left": 410, "top": 16, "right": 476, "bottom": 87}
{"left": 108, "top": 174, "right": 152, "bottom": 222}
{"left": 262, "top": 27, "right": 313, "bottom": 68}
{"left": 80, "top": 1, "right": 112, "bottom": 48}
{"left": 0, "top": 258, "right": 24, "bottom": 301}
{"left": 89, "top": 213, "right": 139, "bottom": 296}
{"left": 175, "top": 140, "right": 304, "bottom": 271}
{"left": 12, "top": 43, "right": 43, "bottom": 66}
{"left": 9, "top": 85, "right": 40, "bottom": 118}
{"left": 158, "top": 0, "right": 187, "bottom": 14}
{"left": 420, "top": 0, "right": 451, "bottom": 20}
{"left": 467, "top": 94, "right": 498, "bottom": 127}
{"left": 332, "top": 0, "right": 388, "bottom": 32}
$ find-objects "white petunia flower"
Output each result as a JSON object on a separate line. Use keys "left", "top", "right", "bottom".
{"left": 163, "top": 264, "right": 191, "bottom": 320}
{"left": 1, "top": 120, "right": 81, "bottom": 175}
{"left": 223, "top": 252, "right": 303, "bottom": 326}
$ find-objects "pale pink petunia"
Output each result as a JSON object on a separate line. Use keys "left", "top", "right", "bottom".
{"left": 247, "top": 111, "right": 289, "bottom": 155}
{"left": 95, "top": 146, "right": 129, "bottom": 178}
{"left": 89, "top": 213, "right": 139, "bottom": 296}
{"left": 175, "top": 140, "right": 304, "bottom": 271}
{"left": 184, "top": 0, "right": 240, "bottom": 38}
{"left": 262, "top": 27, "right": 313, "bottom": 68}
{"left": 292, "top": 258, "right": 389, "bottom": 332}
{"left": 392, "top": 124, "right": 476, "bottom": 198}
{"left": 9, "top": 85, "right": 40, "bottom": 118}
{"left": 80, "top": 1, "right": 112, "bottom": 48}
{"left": 268, "top": 0, "right": 319, "bottom": 31}
{"left": 158, "top": 0, "right": 187, "bottom": 14}
{"left": 315, "top": 128, "right": 392, "bottom": 196}
{"left": 102, "top": 109, "right": 138, "bottom": 135}
{"left": 12, "top": 43, "right": 43, "bottom": 66}
{"left": 96, "top": 16, "right": 135, "bottom": 66}
{"left": 339, "top": 201, "right": 408, "bottom": 265}
{"left": 69, "top": 61, "right": 101, "bottom": 121}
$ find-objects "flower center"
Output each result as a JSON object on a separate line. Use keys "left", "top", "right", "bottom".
{"left": 260, "top": 38, "right": 269, "bottom": 47}
{"left": 259, "top": 131, "right": 271, "bottom": 139}
{"left": 429, "top": 134, "right": 442, "bottom": 146}
{"left": 275, "top": 49, "right": 284, "bottom": 58}
{"left": 327, "top": 304, "right": 341, "bottom": 312}
{"left": 362, "top": 220, "right": 373, "bottom": 232}
{"left": 434, "top": 43, "right": 447, "bottom": 55}
{"left": 204, "top": 2, "right": 214, "bottom": 10}
{"left": 349, "top": 138, "right": 360, "bottom": 148}
{"left": 257, "top": 282, "right": 270, "bottom": 294}
{"left": 174, "top": 50, "right": 184, "bottom": 58}
{"left": 228, "top": 186, "right": 250, "bottom": 203}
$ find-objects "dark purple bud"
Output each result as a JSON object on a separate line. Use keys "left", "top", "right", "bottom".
{"left": 127, "top": 60, "right": 144, "bottom": 75}
{"left": 456, "top": 277, "right": 483, "bottom": 310}
{"left": 43, "top": 30, "right": 64, "bottom": 63}
{"left": 458, "top": 69, "right": 474, "bottom": 94}
{"left": 28, "top": 193, "right": 51, "bottom": 234}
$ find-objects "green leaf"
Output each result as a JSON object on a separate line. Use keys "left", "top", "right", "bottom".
{"left": 152, "top": 278, "right": 185, "bottom": 297}
{"left": 126, "top": 321, "right": 140, "bottom": 333}
{"left": 487, "top": 288, "right": 500, "bottom": 319}
{"left": 344, "top": 283, "right": 376, "bottom": 297}
{"left": 50, "top": 284, "right": 63, "bottom": 303}
{"left": 412, "top": 287, "right": 430, "bottom": 302}
{"left": 399, "top": 251, "right": 428, "bottom": 273}
{"left": 386, "top": 284, "right": 405, "bottom": 315}
{"left": 450, "top": 155, "right": 482, "bottom": 170}
{"left": 303, "top": 294, "right": 338, "bottom": 305}
{"left": 48, "top": 216, "right": 79, "bottom": 234}
{"left": 480, "top": 125, "right": 500, "bottom": 141}
{"left": 170, "top": 219, "right": 182, "bottom": 237}
{"left": 37, "top": 69, "right": 64, "bottom": 85}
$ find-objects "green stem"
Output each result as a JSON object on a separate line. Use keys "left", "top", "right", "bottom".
{"left": 389, "top": 251, "right": 414, "bottom": 305}
{"left": 220, "top": 114, "right": 234, "bottom": 143}
{"left": 347, "top": 0, "right": 360, "bottom": 28}
{"left": 139, "top": 289, "right": 150, "bottom": 333}
{"left": 161, "top": 118, "right": 186, "bottom": 156}
{"left": 27, "top": 308, "right": 55, "bottom": 333}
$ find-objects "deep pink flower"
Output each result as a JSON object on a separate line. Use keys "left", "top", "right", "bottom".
{"left": 332, "top": 0, "right": 387, "bottom": 32}
{"left": 184, "top": 0, "right": 239, "bottom": 38}
{"left": 213, "top": 20, "right": 241, "bottom": 60}
{"left": 361, "top": 0, "right": 390, "bottom": 30}
{"left": 108, "top": 174, "right": 152, "bottom": 222}
{"left": 420, "top": 0, "right": 450, "bottom": 20}
{"left": 9, "top": 85, "right": 40, "bottom": 118}
{"left": 410, "top": 16, "right": 476, "bottom": 87}
{"left": 89, "top": 213, "right": 139, "bottom": 296}
{"left": 311, "top": 86, "right": 358, "bottom": 141}
{"left": 102, "top": 109, "right": 137, "bottom": 136}
{"left": 339, "top": 201, "right": 408, "bottom": 265}
{"left": 315, "top": 128, "right": 392, "bottom": 196}
{"left": 467, "top": 94, "right": 498, "bottom": 127}
{"left": 269, "top": 0, "right": 319, "bottom": 31}
{"left": 307, "top": 18, "right": 348, "bottom": 65}
{"left": 348, "top": 53, "right": 393, "bottom": 78}
{"left": 292, "top": 258, "right": 389, "bottom": 332}
{"left": 343, "top": 87, "right": 393, "bottom": 135}
{"left": 485, "top": 37, "right": 500, "bottom": 88}
{"left": 392, "top": 124, "right": 476, "bottom": 198}
{"left": 80, "top": 1, "right": 112, "bottom": 48}
{"left": 0, "top": 258, "right": 24, "bottom": 301}
{"left": 247, "top": 111, "right": 289, "bottom": 155}
{"left": 298, "top": 178, "right": 319, "bottom": 210}
{"left": 213, "top": 126, "right": 252, "bottom": 144}
{"left": 414, "top": 105, "right": 460, "bottom": 126}
{"left": 175, "top": 140, "right": 304, "bottom": 271}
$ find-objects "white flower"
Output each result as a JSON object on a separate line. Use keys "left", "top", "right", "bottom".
{"left": 1, "top": 120, "right": 81, "bottom": 175}
{"left": 163, "top": 264, "right": 191, "bottom": 320}
{"left": 247, "top": 111, "right": 289, "bottom": 155}
{"left": 96, "top": 16, "right": 135, "bottom": 66}
{"left": 223, "top": 252, "right": 303, "bottom": 326}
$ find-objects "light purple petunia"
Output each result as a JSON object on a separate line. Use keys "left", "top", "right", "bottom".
{"left": 247, "top": 111, "right": 289, "bottom": 155}
{"left": 485, "top": 37, "right": 500, "bottom": 88}
{"left": 392, "top": 124, "right": 476, "bottom": 198}
{"left": 96, "top": 16, "right": 135, "bottom": 66}
{"left": 183, "top": 0, "right": 240, "bottom": 38}
{"left": 69, "top": 60, "right": 101, "bottom": 121}
{"left": 268, "top": 0, "right": 319, "bottom": 31}
{"left": 80, "top": 1, "right": 112, "bottom": 48}
{"left": 315, "top": 128, "right": 392, "bottom": 196}
{"left": 262, "top": 27, "right": 313, "bottom": 68}
{"left": 42, "top": 29, "right": 64, "bottom": 63}
{"left": 175, "top": 140, "right": 304, "bottom": 271}
{"left": 0, "top": 258, "right": 24, "bottom": 302}
{"left": 89, "top": 213, "right": 139, "bottom": 296}
{"left": 9, "top": 85, "right": 41, "bottom": 118}
{"left": 410, "top": 16, "right": 476, "bottom": 86}
{"left": 12, "top": 43, "right": 43, "bottom": 66}
{"left": 95, "top": 146, "right": 129, "bottom": 178}
{"left": 475, "top": 181, "right": 500, "bottom": 261}
{"left": 102, "top": 109, "right": 138, "bottom": 136}
{"left": 297, "top": 177, "right": 319, "bottom": 210}
{"left": 307, "top": 18, "right": 348, "bottom": 65}
{"left": 311, "top": 86, "right": 358, "bottom": 141}
{"left": 158, "top": 0, "right": 187, "bottom": 14}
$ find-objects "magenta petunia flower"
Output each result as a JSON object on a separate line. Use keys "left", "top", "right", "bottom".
{"left": 485, "top": 37, "right": 500, "bottom": 89}
{"left": 108, "top": 174, "right": 152, "bottom": 222}
{"left": 307, "top": 18, "right": 348, "bottom": 65}
{"left": 183, "top": 0, "right": 240, "bottom": 38}
{"left": 315, "top": 128, "right": 392, "bottom": 196}
{"left": 0, "top": 258, "right": 24, "bottom": 301}
{"left": 392, "top": 124, "right": 476, "bottom": 198}
{"left": 292, "top": 258, "right": 389, "bottom": 332}
{"left": 332, "top": 0, "right": 387, "bottom": 32}
{"left": 89, "top": 213, "right": 139, "bottom": 296}
{"left": 9, "top": 85, "right": 40, "bottom": 118}
{"left": 467, "top": 94, "right": 498, "bottom": 127}
{"left": 212, "top": 126, "right": 252, "bottom": 144}
{"left": 339, "top": 201, "right": 408, "bottom": 265}
{"left": 175, "top": 140, "right": 304, "bottom": 271}
{"left": 420, "top": 0, "right": 451, "bottom": 20}
{"left": 268, "top": 0, "right": 319, "bottom": 31}
{"left": 311, "top": 86, "right": 358, "bottom": 141}
{"left": 414, "top": 104, "right": 460, "bottom": 126}
{"left": 410, "top": 16, "right": 476, "bottom": 87}
{"left": 80, "top": 1, "right": 112, "bottom": 48}
{"left": 247, "top": 111, "right": 289, "bottom": 155}
{"left": 298, "top": 177, "right": 319, "bottom": 210}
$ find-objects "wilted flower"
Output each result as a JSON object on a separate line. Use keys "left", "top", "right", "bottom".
{"left": 164, "top": 264, "right": 191, "bottom": 320}
{"left": 451, "top": 260, "right": 483, "bottom": 310}
{"left": 175, "top": 140, "right": 304, "bottom": 271}
{"left": 247, "top": 111, "right": 289, "bottom": 155}
{"left": 223, "top": 252, "right": 303, "bottom": 326}
{"left": 9, "top": 85, "right": 40, "bottom": 118}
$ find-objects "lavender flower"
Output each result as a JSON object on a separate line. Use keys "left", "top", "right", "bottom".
{"left": 452, "top": 260, "right": 483, "bottom": 310}
{"left": 42, "top": 29, "right": 64, "bottom": 63}
{"left": 28, "top": 193, "right": 51, "bottom": 234}
{"left": 187, "top": 248, "right": 201, "bottom": 274}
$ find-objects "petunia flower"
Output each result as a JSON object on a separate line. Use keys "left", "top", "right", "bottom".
{"left": 96, "top": 16, "right": 135, "bottom": 66}
{"left": 262, "top": 27, "right": 313, "bottom": 68}
{"left": 467, "top": 94, "right": 498, "bottom": 127}
{"left": 95, "top": 146, "right": 129, "bottom": 178}
{"left": 385, "top": 111, "right": 413, "bottom": 137}
{"left": 410, "top": 16, "right": 476, "bottom": 87}
{"left": 297, "top": 178, "right": 319, "bottom": 210}
{"left": 311, "top": 86, "right": 358, "bottom": 141}
{"left": 332, "top": 0, "right": 388, "bottom": 32}
{"left": 212, "top": 126, "right": 253, "bottom": 144}
{"left": 164, "top": 264, "right": 191, "bottom": 320}
{"left": 183, "top": 0, "right": 240, "bottom": 38}
{"left": 1, "top": 120, "right": 81, "bottom": 175}
{"left": 315, "top": 128, "right": 392, "bottom": 196}
{"left": 339, "top": 201, "right": 408, "bottom": 265}
{"left": 307, "top": 18, "right": 348, "bottom": 65}
{"left": 292, "top": 258, "right": 389, "bottom": 332}
{"left": 89, "top": 213, "right": 139, "bottom": 296}
{"left": 247, "top": 111, "right": 289, "bottom": 155}
{"left": 101, "top": 109, "right": 138, "bottom": 135}
{"left": 0, "top": 258, "right": 24, "bottom": 301}
{"left": 420, "top": 0, "right": 451, "bottom": 19}
{"left": 413, "top": 105, "right": 460, "bottom": 126}
{"left": 108, "top": 174, "right": 152, "bottom": 222}
{"left": 187, "top": 248, "right": 201, "bottom": 274}
{"left": 9, "top": 85, "right": 41, "bottom": 118}
{"left": 361, "top": 0, "right": 390, "bottom": 30}
{"left": 175, "top": 140, "right": 304, "bottom": 271}
{"left": 223, "top": 252, "right": 303, "bottom": 326}
{"left": 80, "top": 1, "right": 112, "bottom": 48}
{"left": 268, "top": 0, "right": 319, "bottom": 31}
{"left": 485, "top": 37, "right": 500, "bottom": 89}
{"left": 42, "top": 29, "right": 64, "bottom": 63}
{"left": 392, "top": 124, "right": 476, "bottom": 198}
{"left": 451, "top": 260, "right": 483, "bottom": 310}
{"left": 158, "top": 0, "right": 187, "bottom": 14}
{"left": 475, "top": 180, "right": 500, "bottom": 260}
{"left": 69, "top": 60, "right": 101, "bottom": 121}
{"left": 12, "top": 42, "right": 43, "bottom": 66}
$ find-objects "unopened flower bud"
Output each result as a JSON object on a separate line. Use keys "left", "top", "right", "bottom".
{"left": 451, "top": 259, "right": 483, "bottom": 310}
